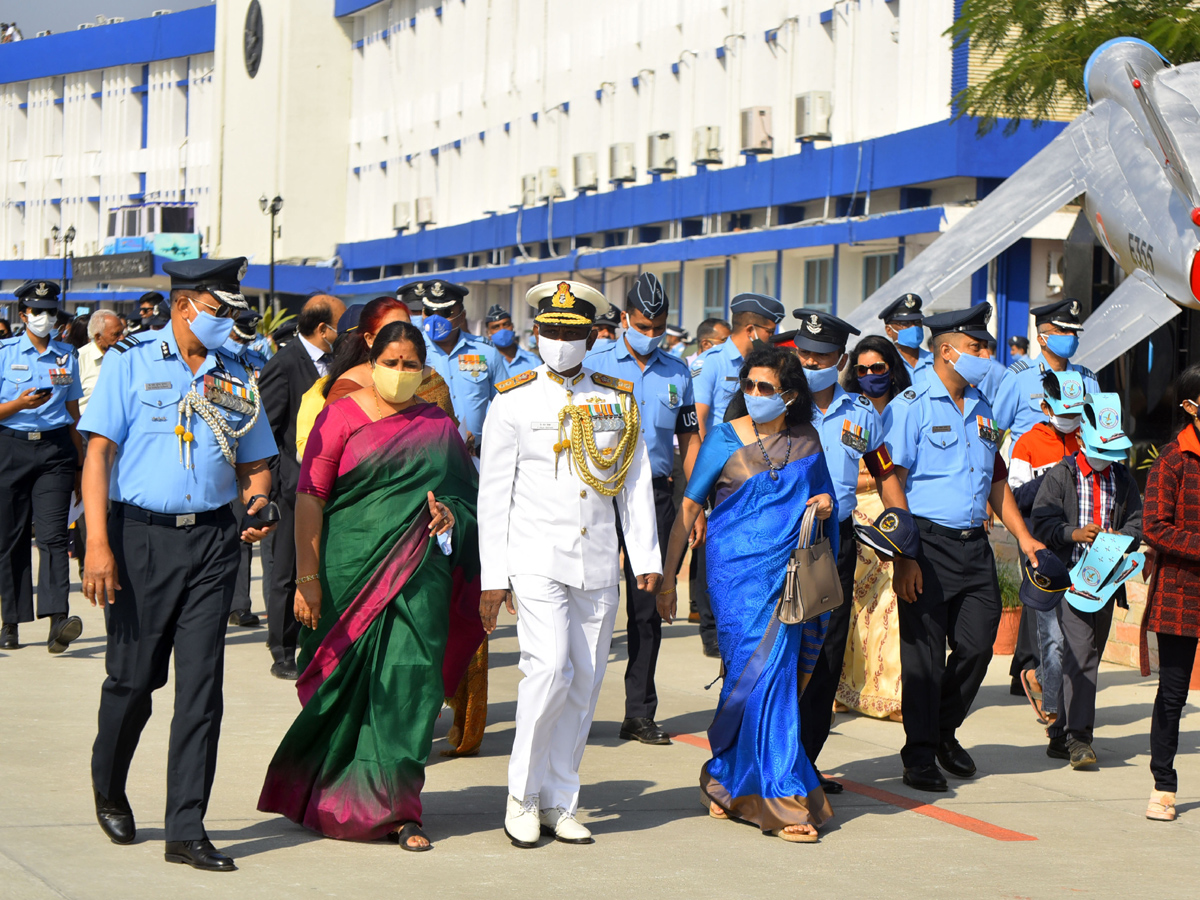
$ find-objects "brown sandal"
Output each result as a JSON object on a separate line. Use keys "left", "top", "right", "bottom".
{"left": 769, "top": 826, "right": 819, "bottom": 843}
{"left": 1146, "top": 791, "right": 1177, "bottom": 822}
{"left": 706, "top": 800, "right": 729, "bottom": 820}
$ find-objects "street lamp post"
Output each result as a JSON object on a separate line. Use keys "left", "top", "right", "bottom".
{"left": 259, "top": 195, "right": 283, "bottom": 313}
{"left": 50, "top": 224, "right": 76, "bottom": 305}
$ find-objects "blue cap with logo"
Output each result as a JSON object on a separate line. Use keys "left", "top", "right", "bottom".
{"left": 791, "top": 309, "right": 861, "bottom": 354}
{"left": 1020, "top": 549, "right": 1072, "bottom": 611}
{"left": 854, "top": 508, "right": 920, "bottom": 560}
{"left": 729, "top": 292, "right": 785, "bottom": 325}
{"left": 14, "top": 280, "right": 61, "bottom": 310}
{"left": 1041, "top": 369, "right": 1086, "bottom": 416}
{"left": 1080, "top": 392, "right": 1131, "bottom": 462}
{"left": 878, "top": 293, "right": 924, "bottom": 324}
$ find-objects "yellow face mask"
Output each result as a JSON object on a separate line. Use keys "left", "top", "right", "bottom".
{"left": 372, "top": 364, "right": 423, "bottom": 403}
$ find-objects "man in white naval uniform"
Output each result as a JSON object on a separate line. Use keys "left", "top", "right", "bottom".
{"left": 479, "top": 280, "right": 662, "bottom": 848}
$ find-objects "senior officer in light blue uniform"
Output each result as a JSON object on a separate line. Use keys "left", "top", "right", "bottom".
{"left": 79, "top": 257, "right": 277, "bottom": 872}
{"left": 789, "top": 309, "right": 909, "bottom": 793}
{"left": 404, "top": 279, "right": 502, "bottom": 451}
{"left": 880, "top": 293, "right": 934, "bottom": 380}
{"left": 589, "top": 273, "right": 701, "bottom": 747}
{"left": 883, "top": 304, "right": 1045, "bottom": 794}
{"left": 484, "top": 304, "right": 540, "bottom": 378}
{"left": 992, "top": 298, "right": 1100, "bottom": 446}
{"left": 0, "top": 280, "right": 86, "bottom": 653}
{"left": 692, "top": 292, "right": 785, "bottom": 436}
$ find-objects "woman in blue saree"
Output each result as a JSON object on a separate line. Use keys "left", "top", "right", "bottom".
{"left": 659, "top": 347, "right": 836, "bottom": 842}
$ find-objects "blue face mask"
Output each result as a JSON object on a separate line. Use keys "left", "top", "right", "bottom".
{"left": 423, "top": 314, "right": 453, "bottom": 342}
{"left": 948, "top": 345, "right": 994, "bottom": 387}
{"left": 187, "top": 300, "right": 234, "bottom": 350}
{"left": 803, "top": 364, "right": 840, "bottom": 393}
{"left": 221, "top": 335, "right": 246, "bottom": 357}
{"left": 896, "top": 325, "right": 924, "bottom": 348}
{"left": 624, "top": 328, "right": 663, "bottom": 356}
{"left": 858, "top": 371, "right": 892, "bottom": 398}
{"left": 490, "top": 328, "right": 515, "bottom": 348}
{"left": 744, "top": 392, "right": 789, "bottom": 424}
{"left": 1042, "top": 333, "right": 1079, "bottom": 359}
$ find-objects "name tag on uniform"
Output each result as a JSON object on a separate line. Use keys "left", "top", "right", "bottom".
{"left": 585, "top": 400, "right": 625, "bottom": 433}
{"left": 145, "top": 382, "right": 172, "bottom": 391}
{"left": 48, "top": 367, "right": 72, "bottom": 386}
{"left": 458, "top": 354, "right": 488, "bottom": 374}
{"left": 724, "top": 375, "right": 739, "bottom": 382}
{"left": 531, "top": 421, "right": 556, "bottom": 430}
{"left": 932, "top": 425, "right": 952, "bottom": 433}
{"left": 977, "top": 415, "right": 1003, "bottom": 443}
{"left": 203, "top": 374, "right": 256, "bottom": 416}
{"left": 9, "top": 364, "right": 27, "bottom": 371}
{"left": 841, "top": 419, "right": 869, "bottom": 452}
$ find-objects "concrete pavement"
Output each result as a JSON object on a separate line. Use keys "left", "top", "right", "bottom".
{"left": 1, "top": 567, "right": 1198, "bottom": 900}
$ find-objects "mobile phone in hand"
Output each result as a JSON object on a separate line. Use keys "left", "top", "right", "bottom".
{"left": 32, "top": 387, "right": 53, "bottom": 397}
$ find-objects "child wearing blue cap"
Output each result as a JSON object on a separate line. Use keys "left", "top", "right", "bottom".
{"left": 1029, "top": 393, "right": 1142, "bottom": 769}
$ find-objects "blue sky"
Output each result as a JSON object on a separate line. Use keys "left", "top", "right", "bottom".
{"left": 0, "top": 0, "right": 211, "bottom": 34}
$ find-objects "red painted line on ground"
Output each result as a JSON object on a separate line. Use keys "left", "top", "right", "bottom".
{"left": 670, "top": 733, "right": 1037, "bottom": 843}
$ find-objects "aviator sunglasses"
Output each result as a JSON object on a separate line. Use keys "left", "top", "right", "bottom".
{"left": 854, "top": 362, "right": 890, "bottom": 376}
{"left": 740, "top": 378, "right": 786, "bottom": 396}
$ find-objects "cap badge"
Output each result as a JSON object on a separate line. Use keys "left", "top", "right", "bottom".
{"left": 35, "top": 282, "right": 49, "bottom": 297}
{"left": 552, "top": 282, "right": 575, "bottom": 308}
{"left": 903, "top": 295, "right": 916, "bottom": 309}
{"left": 805, "top": 314, "right": 821, "bottom": 334}
{"left": 1033, "top": 572, "right": 1051, "bottom": 589}
{"left": 879, "top": 513, "right": 899, "bottom": 533}
{"left": 1069, "top": 300, "right": 1080, "bottom": 316}
{"left": 431, "top": 281, "right": 444, "bottom": 298}
{"left": 237, "top": 261, "right": 248, "bottom": 281}
{"left": 414, "top": 282, "right": 426, "bottom": 297}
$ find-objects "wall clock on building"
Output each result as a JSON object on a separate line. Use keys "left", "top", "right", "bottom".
{"left": 244, "top": 0, "right": 263, "bottom": 78}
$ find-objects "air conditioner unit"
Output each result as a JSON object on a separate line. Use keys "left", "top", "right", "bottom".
{"left": 795, "top": 91, "right": 832, "bottom": 141}
{"left": 609, "top": 142, "right": 635, "bottom": 182}
{"left": 152, "top": 9, "right": 173, "bottom": 15}
{"left": 35, "top": 30, "right": 50, "bottom": 37}
{"left": 692, "top": 126, "right": 722, "bottom": 165}
{"left": 647, "top": 132, "right": 676, "bottom": 174}
{"left": 96, "top": 15, "right": 107, "bottom": 24}
{"left": 77, "top": 23, "right": 94, "bottom": 30}
{"left": 1046, "top": 251, "right": 1064, "bottom": 293}
{"left": 573, "top": 153, "right": 598, "bottom": 191}
{"left": 108, "top": 17, "right": 125, "bottom": 24}
{"left": 415, "top": 196, "right": 435, "bottom": 225}
{"left": 537, "top": 165, "right": 564, "bottom": 200}
{"left": 520, "top": 173, "right": 537, "bottom": 206}
{"left": 740, "top": 106, "right": 773, "bottom": 154}
{"left": 392, "top": 201, "right": 412, "bottom": 231}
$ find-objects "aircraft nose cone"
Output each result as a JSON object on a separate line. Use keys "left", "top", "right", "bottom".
{"left": 1192, "top": 208, "right": 1200, "bottom": 227}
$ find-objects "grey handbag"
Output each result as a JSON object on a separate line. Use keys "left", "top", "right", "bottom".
{"left": 776, "top": 502, "right": 844, "bottom": 625}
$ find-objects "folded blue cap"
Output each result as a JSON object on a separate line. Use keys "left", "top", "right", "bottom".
{"left": 1020, "top": 549, "right": 1071, "bottom": 611}
{"left": 854, "top": 508, "right": 920, "bottom": 560}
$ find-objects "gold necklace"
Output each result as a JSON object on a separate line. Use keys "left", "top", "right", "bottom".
{"left": 372, "top": 386, "right": 389, "bottom": 421}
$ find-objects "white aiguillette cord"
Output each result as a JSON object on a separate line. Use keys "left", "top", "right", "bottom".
{"left": 176, "top": 374, "right": 261, "bottom": 468}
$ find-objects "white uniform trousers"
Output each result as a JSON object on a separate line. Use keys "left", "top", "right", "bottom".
{"left": 507, "top": 574, "right": 620, "bottom": 813}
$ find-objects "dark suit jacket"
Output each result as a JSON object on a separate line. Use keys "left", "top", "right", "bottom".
{"left": 258, "top": 335, "right": 320, "bottom": 498}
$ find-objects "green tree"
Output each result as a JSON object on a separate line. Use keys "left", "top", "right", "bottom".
{"left": 950, "top": 0, "right": 1200, "bottom": 135}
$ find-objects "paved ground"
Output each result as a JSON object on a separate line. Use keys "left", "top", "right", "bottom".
{"left": 2, "top": 563, "right": 1199, "bottom": 900}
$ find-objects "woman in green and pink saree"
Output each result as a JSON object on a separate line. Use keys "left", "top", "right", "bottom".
{"left": 258, "top": 321, "right": 483, "bottom": 851}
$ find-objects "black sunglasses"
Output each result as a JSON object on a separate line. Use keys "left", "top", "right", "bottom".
{"left": 855, "top": 362, "right": 890, "bottom": 376}
{"left": 741, "top": 378, "right": 786, "bottom": 396}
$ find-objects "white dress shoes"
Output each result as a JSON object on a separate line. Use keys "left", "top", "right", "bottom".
{"left": 504, "top": 795, "right": 542, "bottom": 848}
{"left": 539, "top": 806, "right": 594, "bottom": 844}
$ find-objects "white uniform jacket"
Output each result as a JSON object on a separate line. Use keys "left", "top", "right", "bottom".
{"left": 478, "top": 364, "right": 661, "bottom": 592}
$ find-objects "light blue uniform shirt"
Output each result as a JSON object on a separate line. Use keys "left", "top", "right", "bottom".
{"left": 909, "top": 355, "right": 1007, "bottom": 405}
{"left": 811, "top": 385, "right": 884, "bottom": 523}
{"left": 992, "top": 357, "right": 1100, "bottom": 445}
{"left": 498, "top": 345, "right": 541, "bottom": 380}
{"left": 78, "top": 325, "right": 277, "bottom": 515}
{"left": 883, "top": 375, "right": 1001, "bottom": 530}
{"left": 248, "top": 334, "right": 274, "bottom": 361}
{"left": 423, "top": 330, "right": 503, "bottom": 437}
{"left": 691, "top": 339, "right": 744, "bottom": 432}
{"left": 900, "top": 346, "right": 934, "bottom": 380}
{"left": 584, "top": 338, "right": 617, "bottom": 360}
{"left": 0, "top": 334, "right": 83, "bottom": 431}
{"left": 587, "top": 337, "right": 698, "bottom": 479}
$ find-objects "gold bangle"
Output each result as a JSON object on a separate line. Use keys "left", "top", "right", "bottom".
{"left": 657, "top": 586, "right": 677, "bottom": 596}
{"left": 296, "top": 573, "right": 319, "bottom": 585}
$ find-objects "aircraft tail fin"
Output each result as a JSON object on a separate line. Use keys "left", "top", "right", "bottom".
{"left": 1074, "top": 269, "right": 1182, "bottom": 371}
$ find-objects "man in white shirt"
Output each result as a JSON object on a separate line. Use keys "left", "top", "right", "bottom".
{"left": 77, "top": 309, "right": 124, "bottom": 415}
{"left": 479, "top": 280, "right": 661, "bottom": 849}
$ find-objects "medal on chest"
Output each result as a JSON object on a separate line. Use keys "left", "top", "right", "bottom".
{"left": 976, "top": 414, "right": 1002, "bottom": 443}
{"left": 667, "top": 383, "right": 680, "bottom": 408}
{"left": 48, "top": 367, "right": 72, "bottom": 386}
{"left": 840, "top": 419, "right": 869, "bottom": 452}
{"left": 585, "top": 400, "right": 626, "bottom": 434}
{"left": 203, "top": 374, "right": 256, "bottom": 416}
{"left": 458, "top": 354, "right": 487, "bottom": 374}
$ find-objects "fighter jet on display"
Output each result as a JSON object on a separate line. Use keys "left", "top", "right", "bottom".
{"left": 848, "top": 37, "right": 1200, "bottom": 372}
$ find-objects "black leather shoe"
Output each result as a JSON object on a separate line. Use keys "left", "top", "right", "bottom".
{"left": 47, "top": 614, "right": 82, "bottom": 654}
{"left": 164, "top": 838, "right": 237, "bottom": 872}
{"left": 1046, "top": 735, "right": 1070, "bottom": 760}
{"left": 903, "top": 764, "right": 948, "bottom": 792}
{"left": 701, "top": 640, "right": 720, "bottom": 659}
{"left": 936, "top": 738, "right": 977, "bottom": 778}
{"left": 228, "top": 611, "right": 261, "bottom": 627}
{"left": 0, "top": 623, "right": 17, "bottom": 650}
{"left": 270, "top": 660, "right": 298, "bottom": 680}
{"left": 94, "top": 789, "right": 135, "bottom": 845}
{"left": 819, "top": 776, "right": 845, "bottom": 794}
{"left": 619, "top": 717, "right": 672, "bottom": 745}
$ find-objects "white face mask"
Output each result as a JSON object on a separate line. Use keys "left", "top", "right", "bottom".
{"left": 24, "top": 312, "right": 53, "bottom": 338}
{"left": 538, "top": 337, "right": 588, "bottom": 373}
{"left": 1049, "top": 413, "right": 1081, "bottom": 434}
{"left": 1085, "top": 454, "right": 1114, "bottom": 472}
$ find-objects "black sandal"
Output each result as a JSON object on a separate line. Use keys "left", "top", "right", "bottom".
{"left": 390, "top": 822, "right": 433, "bottom": 852}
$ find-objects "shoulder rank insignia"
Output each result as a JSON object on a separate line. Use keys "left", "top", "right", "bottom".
{"left": 855, "top": 394, "right": 872, "bottom": 407}
{"left": 496, "top": 370, "right": 537, "bottom": 393}
{"left": 111, "top": 337, "right": 140, "bottom": 354}
{"left": 591, "top": 372, "right": 634, "bottom": 394}
{"left": 1009, "top": 358, "right": 1031, "bottom": 374}
{"left": 1079, "top": 365, "right": 1097, "bottom": 380}
{"left": 902, "top": 389, "right": 917, "bottom": 401}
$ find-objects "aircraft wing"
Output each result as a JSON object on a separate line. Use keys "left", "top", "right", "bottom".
{"left": 847, "top": 114, "right": 1096, "bottom": 335}
{"left": 1073, "top": 268, "right": 1182, "bottom": 371}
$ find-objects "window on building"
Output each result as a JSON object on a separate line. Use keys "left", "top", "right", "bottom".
{"left": 804, "top": 258, "right": 833, "bottom": 313}
{"left": 106, "top": 211, "right": 117, "bottom": 238}
{"left": 751, "top": 261, "right": 776, "bottom": 298}
{"left": 661, "top": 269, "right": 680, "bottom": 309}
{"left": 704, "top": 265, "right": 726, "bottom": 319}
{"left": 863, "top": 253, "right": 898, "bottom": 299}
{"left": 160, "top": 206, "right": 195, "bottom": 234}
{"left": 124, "top": 209, "right": 139, "bottom": 237}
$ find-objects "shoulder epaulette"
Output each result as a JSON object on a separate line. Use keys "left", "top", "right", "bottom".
{"left": 1009, "top": 359, "right": 1031, "bottom": 374}
{"left": 496, "top": 370, "right": 537, "bottom": 393}
{"left": 111, "top": 336, "right": 141, "bottom": 354}
{"left": 591, "top": 372, "right": 634, "bottom": 394}
{"left": 855, "top": 394, "right": 872, "bottom": 408}
{"left": 898, "top": 387, "right": 924, "bottom": 404}
{"left": 1078, "top": 365, "right": 1097, "bottom": 380}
